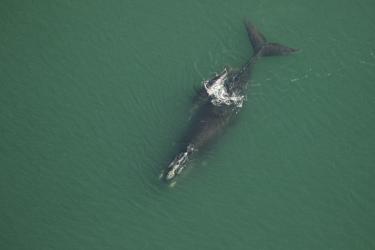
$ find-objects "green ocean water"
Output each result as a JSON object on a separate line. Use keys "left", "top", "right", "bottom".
{"left": 1, "top": 0, "right": 375, "bottom": 249}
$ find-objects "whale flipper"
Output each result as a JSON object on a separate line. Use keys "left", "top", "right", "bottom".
{"left": 245, "top": 20, "right": 298, "bottom": 56}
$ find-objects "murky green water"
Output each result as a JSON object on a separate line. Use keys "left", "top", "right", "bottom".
{"left": 1, "top": 0, "right": 375, "bottom": 249}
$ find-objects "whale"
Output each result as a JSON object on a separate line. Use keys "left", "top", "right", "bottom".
{"left": 162, "top": 20, "right": 298, "bottom": 183}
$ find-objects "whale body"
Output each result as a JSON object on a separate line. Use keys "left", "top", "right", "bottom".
{"left": 162, "top": 21, "right": 298, "bottom": 183}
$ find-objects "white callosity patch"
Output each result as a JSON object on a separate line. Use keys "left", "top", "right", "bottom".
{"left": 204, "top": 68, "right": 245, "bottom": 108}
{"left": 166, "top": 152, "right": 188, "bottom": 179}
{"left": 165, "top": 144, "right": 196, "bottom": 180}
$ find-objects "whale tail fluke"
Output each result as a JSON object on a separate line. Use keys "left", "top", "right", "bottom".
{"left": 244, "top": 20, "right": 298, "bottom": 57}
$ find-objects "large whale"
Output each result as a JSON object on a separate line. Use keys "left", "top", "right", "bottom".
{"left": 162, "top": 21, "right": 298, "bottom": 183}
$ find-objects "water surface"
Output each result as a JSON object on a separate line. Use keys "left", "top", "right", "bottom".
{"left": 1, "top": 0, "right": 375, "bottom": 249}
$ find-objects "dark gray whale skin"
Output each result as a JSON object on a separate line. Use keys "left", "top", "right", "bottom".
{"left": 162, "top": 21, "right": 298, "bottom": 183}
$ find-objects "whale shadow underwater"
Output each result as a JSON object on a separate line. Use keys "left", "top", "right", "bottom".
{"left": 161, "top": 20, "right": 298, "bottom": 186}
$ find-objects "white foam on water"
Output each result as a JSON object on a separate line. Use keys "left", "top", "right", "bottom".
{"left": 204, "top": 69, "right": 244, "bottom": 108}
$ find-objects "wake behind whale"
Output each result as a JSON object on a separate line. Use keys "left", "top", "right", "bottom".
{"left": 161, "top": 20, "right": 298, "bottom": 185}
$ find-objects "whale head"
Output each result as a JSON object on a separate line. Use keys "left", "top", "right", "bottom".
{"left": 165, "top": 151, "right": 189, "bottom": 181}
{"left": 164, "top": 145, "right": 195, "bottom": 182}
